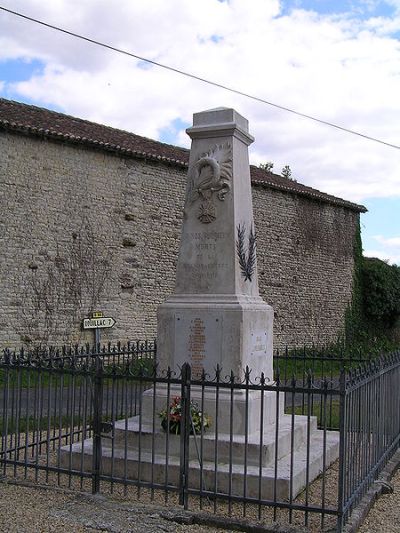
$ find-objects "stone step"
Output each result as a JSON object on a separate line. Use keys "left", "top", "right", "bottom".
{"left": 111, "top": 414, "right": 318, "bottom": 467}
{"left": 60, "top": 423, "right": 339, "bottom": 500}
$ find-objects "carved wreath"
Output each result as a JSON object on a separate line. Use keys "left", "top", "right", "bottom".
{"left": 185, "top": 143, "right": 232, "bottom": 224}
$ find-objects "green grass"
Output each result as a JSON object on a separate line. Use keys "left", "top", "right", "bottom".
{"left": 0, "top": 415, "right": 87, "bottom": 435}
{"left": 286, "top": 400, "right": 341, "bottom": 429}
{"left": 275, "top": 352, "right": 372, "bottom": 380}
{"left": 0, "top": 357, "right": 156, "bottom": 389}
{"left": 0, "top": 409, "right": 136, "bottom": 436}
{"left": 275, "top": 334, "right": 400, "bottom": 381}
{"left": 0, "top": 368, "right": 88, "bottom": 388}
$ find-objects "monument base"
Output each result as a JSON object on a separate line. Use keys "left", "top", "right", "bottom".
{"left": 61, "top": 383, "right": 339, "bottom": 501}
{"left": 62, "top": 408, "right": 339, "bottom": 501}
{"left": 157, "top": 294, "right": 274, "bottom": 381}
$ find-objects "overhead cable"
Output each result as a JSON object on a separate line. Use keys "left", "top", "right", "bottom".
{"left": 0, "top": 4, "right": 399, "bottom": 150}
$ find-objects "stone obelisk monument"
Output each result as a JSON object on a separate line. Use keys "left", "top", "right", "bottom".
{"left": 157, "top": 107, "right": 273, "bottom": 381}
{"left": 63, "top": 108, "right": 339, "bottom": 500}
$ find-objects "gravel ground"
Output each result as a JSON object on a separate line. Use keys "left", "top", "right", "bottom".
{"left": 358, "top": 466, "right": 400, "bottom": 533}
{"left": 0, "top": 469, "right": 399, "bottom": 532}
{"left": 0, "top": 454, "right": 398, "bottom": 532}
{"left": 0, "top": 481, "right": 223, "bottom": 533}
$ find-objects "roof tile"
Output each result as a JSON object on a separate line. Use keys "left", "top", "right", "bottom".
{"left": 0, "top": 98, "right": 366, "bottom": 212}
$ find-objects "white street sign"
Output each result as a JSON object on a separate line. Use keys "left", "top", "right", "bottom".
{"left": 83, "top": 317, "right": 116, "bottom": 329}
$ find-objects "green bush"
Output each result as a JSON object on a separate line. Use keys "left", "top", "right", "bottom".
{"left": 361, "top": 257, "right": 400, "bottom": 324}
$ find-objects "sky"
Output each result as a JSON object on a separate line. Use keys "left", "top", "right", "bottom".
{"left": 0, "top": 0, "right": 399, "bottom": 265}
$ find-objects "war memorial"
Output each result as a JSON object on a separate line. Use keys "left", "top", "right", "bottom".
{"left": 63, "top": 107, "right": 339, "bottom": 500}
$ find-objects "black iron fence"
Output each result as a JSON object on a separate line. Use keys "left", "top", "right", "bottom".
{"left": 274, "top": 345, "right": 375, "bottom": 433}
{"left": 0, "top": 342, "right": 399, "bottom": 532}
{"left": 337, "top": 352, "right": 400, "bottom": 529}
{"left": 24, "top": 339, "right": 157, "bottom": 367}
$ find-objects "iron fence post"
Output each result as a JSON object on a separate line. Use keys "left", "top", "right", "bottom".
{"left": 92, "top": 355, "right": 104, "bottom": 494}
{"left": 337, "top": 369, "right": 347, "bottom": 532}
{"left": 179, "top": 362, "right": 191, "bottom": 507}
{"left": 1, "top": 350, "right": 11, "bottom": 474}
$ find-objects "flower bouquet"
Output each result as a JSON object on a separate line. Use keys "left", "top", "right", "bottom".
{"left": 159, "top": 396, "right": 211, "bottom": 435}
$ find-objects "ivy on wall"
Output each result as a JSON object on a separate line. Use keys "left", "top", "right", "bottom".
{"left": 344, "top": 219, "right": 364, "bottom": 343}
{"left": 345, "top": 216, "right": 400, "bottom": 351}
{"left": 361, "top": 257, "right": 400, "bottom": 324}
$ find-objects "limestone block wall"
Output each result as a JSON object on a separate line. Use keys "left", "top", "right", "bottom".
{"left": 0, "top": 131, "right": 184, "bottom": 348}
{"left": 0, "top": 130, "right": 358, "bottom": 350}
{"left": 253, "top": 188, "right": 358, "bottom": 349}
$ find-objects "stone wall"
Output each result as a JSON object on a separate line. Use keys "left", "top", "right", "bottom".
{"left": 253, "top": 187, "right": 358, "bottom": 348}
{"left": 0, "top": 130, "right": 359, "bottom": 349}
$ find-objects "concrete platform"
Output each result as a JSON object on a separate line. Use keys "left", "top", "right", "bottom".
{"left": 61, "top": 413, "right": 339, "bottom": 501}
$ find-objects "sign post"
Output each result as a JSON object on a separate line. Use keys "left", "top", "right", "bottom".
{"left": 83, "top": 311, "right": 116, "bottom": 347}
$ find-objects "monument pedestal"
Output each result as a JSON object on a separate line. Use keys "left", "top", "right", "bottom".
{"left": 157, "top": 294, "right": 273, "bottom": 381}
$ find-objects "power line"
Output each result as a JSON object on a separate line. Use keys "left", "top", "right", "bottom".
{"left": 0, "top": 4, "right": 399, "bottom": 150}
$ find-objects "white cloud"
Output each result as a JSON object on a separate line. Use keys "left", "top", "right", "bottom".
{"left": 364, "top": 248, "right": 400, "bottom": 265}
{"left": 0, "top": 0, "right": 400, "bottom": 205}
{"left": 373, "top": 235, "right": 400, "bottom": 247}
{"left": 364, "top": 234, "right": 400, "bottom": 265}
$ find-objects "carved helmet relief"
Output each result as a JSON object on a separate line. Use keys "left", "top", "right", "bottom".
{"left": 185, "top": 143, "right": 232, "bottom": 224}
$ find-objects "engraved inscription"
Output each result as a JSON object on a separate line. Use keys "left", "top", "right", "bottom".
{"left": 185, "top": 231, "right": 229, "bottom": 241}
{"left": 175, "top": 313, "right": 223, "bottom": 378}
{"left": 183, "top": 263, "right": 227, "bottom": 281}
{"left": 181, "top": 231, "right": 229, "bottom": 286}
{"left": 194, "top": 242, "right": 217, "bottom": 252}
{"left": 188, "top": 318, "right": 206, "bottom": 379}
{"left": 251, "top": 331, "right": 268, "bottom": 356}
{"left": 253, "top": 335, "right": 267, "bottom": 353}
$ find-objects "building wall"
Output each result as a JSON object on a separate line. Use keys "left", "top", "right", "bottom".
{"left": 253, "top": 187, "right": 358, "bottom": 348}
{"left": 0, "top": 130, "right": 358, "bottom": 349}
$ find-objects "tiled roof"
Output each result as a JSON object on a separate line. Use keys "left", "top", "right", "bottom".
{"left": 0, "top": 98, "right": 366, "bottom": 213}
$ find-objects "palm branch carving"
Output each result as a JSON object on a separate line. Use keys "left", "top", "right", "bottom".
{"left": 236, "top": 223, "right": 256, "bottom": 282}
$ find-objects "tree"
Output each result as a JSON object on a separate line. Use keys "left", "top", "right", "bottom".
{"left": 259, "top": 162, "right": 274, "bottom": 172}
{"left": 281, "top": 165, "right": 292, "bottom": 180}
